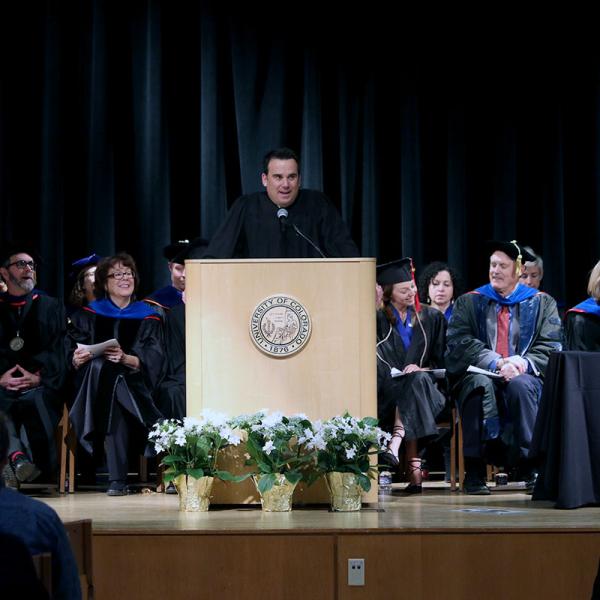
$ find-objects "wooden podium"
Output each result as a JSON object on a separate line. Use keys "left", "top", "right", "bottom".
{"left": 185, "top": 258, "right": 377, "bottom": 503}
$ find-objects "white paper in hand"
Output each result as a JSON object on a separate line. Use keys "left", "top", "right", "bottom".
{"left": 77, "top": 338, "right": 120, "bottom": 358}
{"left": 467, "top": 365, "right": 503, "bottom": 379}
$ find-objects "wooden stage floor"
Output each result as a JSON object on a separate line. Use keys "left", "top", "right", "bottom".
{"left": 39, "top": 482, "right": 600, "bottom": 533}
{"left": 37, "top": 483, "right": 600, "bottom": 600}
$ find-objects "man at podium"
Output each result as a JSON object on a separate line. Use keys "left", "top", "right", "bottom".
{"left": 204, "top": 148, "right": 360, "bottom": 259}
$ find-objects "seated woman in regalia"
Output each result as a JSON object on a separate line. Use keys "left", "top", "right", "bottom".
{"left": 376, "top": 258, "right": 447, "bottom": 493}
{"left": 67, "top": 253, "right": 164, "bottom": 496}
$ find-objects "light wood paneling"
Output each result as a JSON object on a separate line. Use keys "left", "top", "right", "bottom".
{"left": 185, "top": 258, "right": 376, "bottom": 418}
{"left": 337, "top": 532, "right": 600, "bottom": 600}
{"left": 41, "top": 488, "right": 600, "bottom": 533}
{"left": 185, "top": 258, "right": 378, "bottom": 504}
{"left": 40, "top": 490, "right": 600, "bottom": 600}
{"left": 93, "top": 530, "right": 600, "bottom": 600}
{"left": 94, "top": 534, "right": 335, "bottom": 599}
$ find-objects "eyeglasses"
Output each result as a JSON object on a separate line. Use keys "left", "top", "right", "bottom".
{"left": 6, "top": 260, "right": 36, "bottom": 271}
{"left": 107, "top": 271, "right": 135, "bottom": 280}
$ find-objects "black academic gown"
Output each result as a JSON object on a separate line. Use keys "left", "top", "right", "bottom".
{"left": 156, "top": 303, "right": 186, "bottom": 420}
{"left": 204, "top": 190, "right": 360, "bottom": 258}
{"left": 0, "top": 293, "right": 66, "bottom": 473}
{"left": 564, "top": 311, "right": 600, "bottom": 351}
{"left": 376, "top": 306, "right": 447, "bottom": 441}
{"left": 67, "top": 308, "right": 164, "bottom": 453}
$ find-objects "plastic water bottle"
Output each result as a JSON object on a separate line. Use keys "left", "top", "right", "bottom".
{"left": 378, "top": 471, "right": 393, "bottom": 495}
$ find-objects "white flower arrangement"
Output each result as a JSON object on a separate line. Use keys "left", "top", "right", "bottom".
{"left": 305, "top": 413, "right": 390, "bottom": 491}
{"left": 149, "top": 410, "right": 245, "bottom": 483}
{"left": 149, "top": 410, "right": 388, "bottom": 493}
{"left": 229, "top": 410, "right": 315, "bottom": 493}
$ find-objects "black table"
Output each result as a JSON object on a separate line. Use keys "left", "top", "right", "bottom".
{"left": 531, "top": 351, "right": 600, "bottom": 509}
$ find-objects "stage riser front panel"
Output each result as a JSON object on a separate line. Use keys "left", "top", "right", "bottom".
{"left": 93, "top": 531, "right": 600, "bottom": 599}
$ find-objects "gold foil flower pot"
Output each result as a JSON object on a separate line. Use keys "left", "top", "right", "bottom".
{"left": 326, "top": 471, "right": 363, "bottom": 512}
{"left": 253, "top": 473, "right": 298, "bottom": 512}
{"left": 174, "top": 474, "right": 214, "bottom": 512}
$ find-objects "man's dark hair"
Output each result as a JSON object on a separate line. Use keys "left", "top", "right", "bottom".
{"left": 0, "top": 412, "right": 9, "bottom": 462}
{"left": 262, "top": 147, "right": 300, "bottom": 175}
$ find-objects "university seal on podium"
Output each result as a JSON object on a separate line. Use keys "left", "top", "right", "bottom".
{"left": 249, "top": 294, "right": 312, "bottom": 357}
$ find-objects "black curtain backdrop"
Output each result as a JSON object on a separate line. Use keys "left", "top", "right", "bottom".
{"left": 1, "top": 2, "right": 599, "bottom": 311}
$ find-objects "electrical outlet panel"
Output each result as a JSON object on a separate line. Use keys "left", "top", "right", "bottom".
{"left": 348, "top": 558, "right": 365, "bottom": 586}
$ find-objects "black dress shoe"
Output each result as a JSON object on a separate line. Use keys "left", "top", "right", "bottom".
{"left": 463, "top": 476, "right": 491, "bottom": 495}
{"left": 165, "top": 481, "right": 178, "bottom": 495}
{"left": 10, "top": 454, "right": 41, "bottom": 483}
{"left": 2, "top": 463, "right": 18, "bottom": 488}
{"left": 525, "top": 471, "right": 538, "bottom": 494}
{"left": 107, "top": 481, "right": 128, "bottom": 496}
{"left": 463, "top": 457, "right": 491, "bottom": 495}
{"left": 379, "top": 450, "right": 399, "bottom": 469}
{"left": 403, "top": 483, "right": 422, "bottom": 495}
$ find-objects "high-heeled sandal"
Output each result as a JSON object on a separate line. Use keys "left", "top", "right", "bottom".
{"left": 404, "top": 458, "right": 423, "bottom": 494}
{"left": 379, "top": 425, "right": 405, "bottom": 469}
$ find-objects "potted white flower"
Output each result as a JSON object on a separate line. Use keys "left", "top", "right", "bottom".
{"left": 229, "top": 410, "right": 315, "bottom": 511}
{"left": 304, "top": 413, "right": 390, "bottom": 511}
{"left": 149, "top": 411, "right": 247, "bottom": 511}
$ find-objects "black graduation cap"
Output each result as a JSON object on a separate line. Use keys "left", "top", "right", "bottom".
{"left": 485, "top": 240, "right": 536, "bottom": 263}
{"left": 486, "top": 240, "right": 536, "bottom": 276}
{"left": 172, "top": 237, "right": 210, "bottom": 264}
{"left": 521, "top": 245, "right": 539, "bottom": 263}
{"left": 163, "top": 240, "right": 191, "bottom": 262}
{"left": 0, "top": 241, "right": 42, "bottom": 268}
{"left": 376, "top": 257, "right": 414, "bottom": 286}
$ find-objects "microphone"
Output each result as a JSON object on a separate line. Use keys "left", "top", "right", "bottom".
{"left": 277, "top": 208, "right": 288, "bottom": 232}
{"left": 292, "top": 224, "right": 326, "bottom": 258}
{"left": 276, "top": 206, "right": 326, "bottom": 257}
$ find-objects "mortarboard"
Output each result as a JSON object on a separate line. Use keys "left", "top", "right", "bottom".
{"left": 163, "top": 240, "right": 191, "bottom": 262}
{"left": 69, "top": 253, "right": 102, "bottom": 280}
{"left": 486, "top": 240, "right": 536, "bottom": 276}
{"left": 172, "top": 237, "right": 210, "bottom": 264}
{"left": 376, "top": 257, "right": 414, "bottom": 286}
{"left": 376, "top": 257, "right": 421, "bottom": 311}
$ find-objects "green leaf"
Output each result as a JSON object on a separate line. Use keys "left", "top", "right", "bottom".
{"left": 187, "top": 468, "right": 205, "bottom": 479}
{"left": 162, "top": 472, "right": 176, "bottom": 483}
{"left": 284, "top": 470, "right": 303, "bottom": 485}
{"left": 196, "top": 437, "right": 212, "bottom": 454}
{"left": 215, "top": 470, "right": 252, "bottom": 482}
{"left": 257, "top": 473, "right": 276, "bottom": 494}
{"left": 256, "top": 459, "right": 273, "bottom": 473}
{"left": 317, "top": 450, "right": 335, "bottom": 471}
{"left": 362, "top": 417, "right": 378, "bottom": 427}
{"left": 293, "top": 453, "right": 316, "bottom": 464}
{"left": 357, "top": 458, "right": 371, "bottom": 472}
{"left": 357, "top": 473, "right": 371, "bottom": 492}
{"left": 245, "top": 434, "right": 263, "bottom": 456}
{"left": 304, "top": 471, "right": 321, "bottom": 487}
{"left": 161, "top": 455, "right": 181, "bottom": 465}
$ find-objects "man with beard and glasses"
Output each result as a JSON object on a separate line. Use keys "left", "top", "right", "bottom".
{"left": 0, "top": 244, "right": 66, "bottom": 486}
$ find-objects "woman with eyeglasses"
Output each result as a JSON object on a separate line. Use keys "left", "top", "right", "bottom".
{"left": 66, "top": 253, "right": 164, "bottom": 496}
